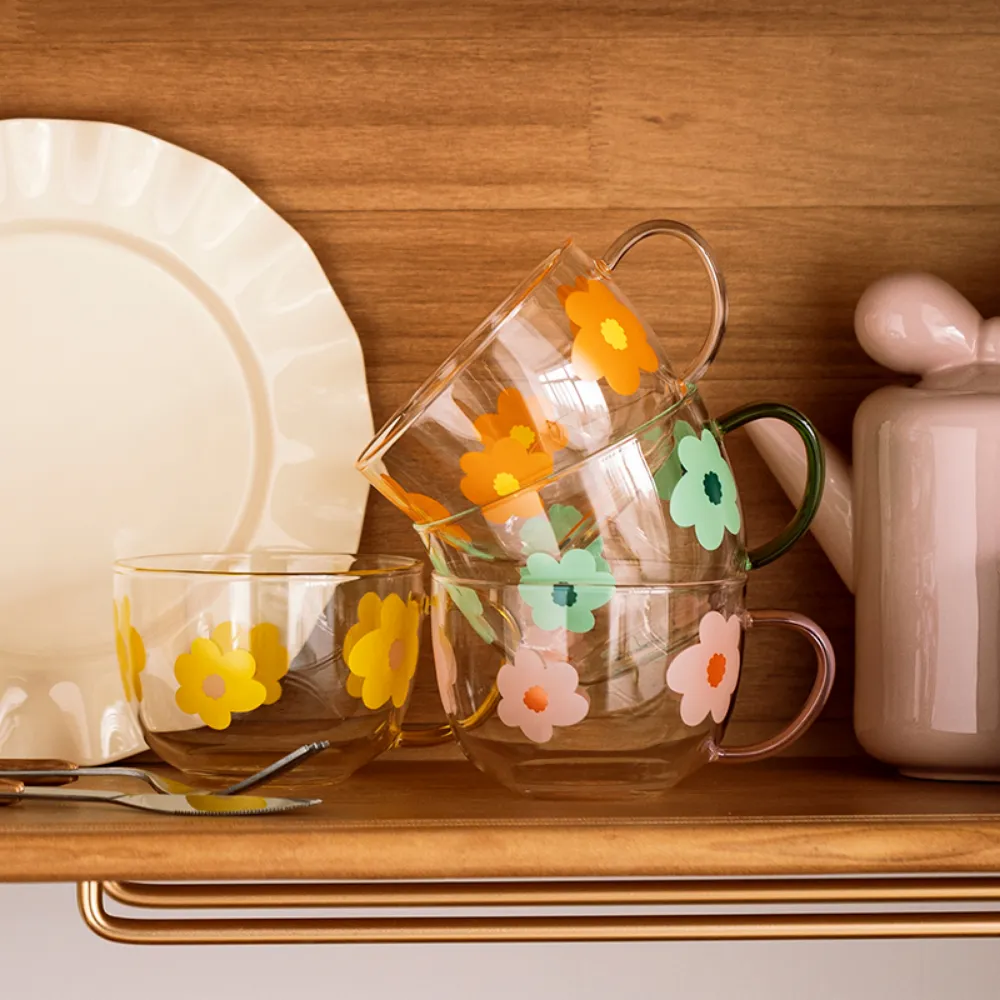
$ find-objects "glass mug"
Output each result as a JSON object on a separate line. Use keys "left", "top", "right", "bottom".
{"left": 430, "top": 570, "right": 835, "bottom": 799}
{"left": 416, "top": 391, "right": 825, "bottom": 581}
{"left": 113, "top": 552, "right": 434, "bottom": 784}
{"left": 357, "top": 220, "right": 727, "bottom": 528}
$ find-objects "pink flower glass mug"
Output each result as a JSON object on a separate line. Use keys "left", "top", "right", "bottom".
{"left": 430, "top": 569, "right": 835, "bottom": 799}
{"left": 113, "top": 552, "right": 428, "bottom": 784}
{"left": 356, "top": 220, "right": 727, "bottom": 528}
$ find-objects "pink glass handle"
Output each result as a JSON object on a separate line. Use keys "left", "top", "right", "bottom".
{"left": 600, "top": 219, "right": 728, "bottom": 385}
{"left": 710, "top": 610, "right": 836, "bottom": 763}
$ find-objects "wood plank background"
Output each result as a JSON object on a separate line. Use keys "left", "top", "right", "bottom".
{"left": 4, "top": 0, "right": 1000, "bottom": 753}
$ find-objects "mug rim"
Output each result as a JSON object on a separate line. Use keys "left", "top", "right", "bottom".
{"left": 413, "top": 385, "right": 701, "bottom": 534}
{"left": 356, "top": 240, "right": 579, "bottom": 472}
{"left": 430, "top": 568, "right": 747, "bottom": 590}
{"left": 115, "top": 551, "right": 423, "bottom": 579}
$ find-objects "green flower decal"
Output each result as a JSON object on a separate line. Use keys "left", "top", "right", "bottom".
{"left": 429, "top": 550, "right": 496, "bottom": 643}
{"left": 518, "top": 549, "right": 616, "bottom": 633}
{"left": 520, "top": 505, "right": 611, "bottom": 574}
{"left": 668, "top": 429, "right": 741, "bottom": 550}
{"left": 644, "top": 419, "right": 697, "bottom": 501}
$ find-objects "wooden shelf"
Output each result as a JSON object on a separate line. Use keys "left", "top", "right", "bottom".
{"left": 4, "top": 757, "right": 1000, "bottom": 884}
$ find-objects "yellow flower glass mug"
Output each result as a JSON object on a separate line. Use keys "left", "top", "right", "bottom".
{"left": 417, "top": 389, "right": 825, "bottom": 580}
{"left": 431, "top": 570, "right": 835, "bottom": 799}
{"left": 113, "top": 553, "right": 426, "bottom": 784}
{"left": 356, "top": 220, "right": 727, "bottom": 529}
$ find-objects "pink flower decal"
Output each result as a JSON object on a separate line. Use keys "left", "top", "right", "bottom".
{"left": 432, "top": 624, "right": 458, "bottom": 715}
{"left": 666, "top": 610, "right": 742, "bottom": 726}
{"left": 497, "top": 645, "right": 589, "bottom": 743}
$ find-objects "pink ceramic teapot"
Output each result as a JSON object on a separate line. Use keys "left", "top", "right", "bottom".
{"left": 749, "top": 273, "right": 1000, "bottom": 781}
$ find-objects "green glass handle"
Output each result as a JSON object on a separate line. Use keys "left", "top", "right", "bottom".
{"left": 716, "top": 402, "right": 825, "bottom": 570}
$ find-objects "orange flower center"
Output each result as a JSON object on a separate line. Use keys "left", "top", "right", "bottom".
{"left": 523, "top": 685, "right": 549, "bottom": 713}
{"left": 509, "top": 424, "right": 537, "bottom": 449}
{"left": 493, "top": 471, "right": 521, "bottom": 496}
{"left": 600, "top": 317, "right": 628, "bottom": 350}
{"left": 388, "top": 638, "right": 406, "bottom": 672}
{"left": 706, "top": 653, "right": 727, "bottom": 688}
{"left": 202, "top": 674, "right": 226, "bottom": 699}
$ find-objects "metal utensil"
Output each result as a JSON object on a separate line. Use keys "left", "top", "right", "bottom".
{"left": 0, "top": 739, "right": 331, "bottom": 796}
{"left": 0, "top": 786, "right": 320, "bottom": 815}
{"left": 0, "top": 777, "right": 23, "bottom": 805}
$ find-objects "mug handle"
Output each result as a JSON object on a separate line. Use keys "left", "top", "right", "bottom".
{"left": 710, "top": 610, "right": 836, "bottom": 763}
{"left": 717, "top": 402, "right": 825, "bottom": 570}
{"left": 393, "top": 688, "right": 501, "bottom": 748}
{"left": 600, "top": 219, "right": 728, "bottom": 385}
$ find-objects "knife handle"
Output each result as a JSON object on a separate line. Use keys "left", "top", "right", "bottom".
{"left": 0, "top": 778, "right": 25, "bottom": 805}
{"left": 0, "top": 759, "right": 78, "bottom": 786}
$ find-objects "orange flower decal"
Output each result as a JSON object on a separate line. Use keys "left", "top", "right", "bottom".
{"left": 563, "top": 278, "right": 659, "bottom": 395}
{"left": 380, "top": 475, "right": 471, "bottom": 544}
{"left": 459, "top": 437, "right": 552, "bottom": 522}
{"left": 473, "top": 388, "right": 567, "bottom": 455}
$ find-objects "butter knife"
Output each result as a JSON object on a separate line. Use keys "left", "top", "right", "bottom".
{"left": 0, "top": 785, "right": 320, "bottom": 815}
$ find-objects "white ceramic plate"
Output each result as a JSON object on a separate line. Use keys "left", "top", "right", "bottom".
{"left": 0, "top": 119, "right": 373, "bottom": 764}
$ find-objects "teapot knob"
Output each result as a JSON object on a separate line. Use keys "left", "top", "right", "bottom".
{"left": 854, "top": 272, "right": 983, "bottom": 375}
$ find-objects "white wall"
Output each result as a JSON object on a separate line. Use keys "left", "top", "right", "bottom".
{"left": 1, "top": 883, "right": 998, "bottom": 999}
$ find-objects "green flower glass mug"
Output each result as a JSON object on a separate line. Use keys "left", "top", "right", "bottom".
{"left": 356, "top": 219, "right": 728, "bottom": 530}
{"left": 430, "top": 570, "right": 835, "bottom": 799}
{"left": 416, "top": 388, "right": 825, "bottom": 583}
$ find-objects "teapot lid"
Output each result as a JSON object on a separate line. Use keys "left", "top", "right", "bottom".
{"left": 855, "top": 273, "right": 1000, "bottom": 376}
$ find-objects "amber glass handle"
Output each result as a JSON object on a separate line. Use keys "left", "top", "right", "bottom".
{"left": 600, "top": 219, "right": 727, "bottom": 385}
{"left": 711, "top": 611, "right": 835, "bottom": 763}
{"left": 393, "top": 686, "right": 501, "bottom": 748}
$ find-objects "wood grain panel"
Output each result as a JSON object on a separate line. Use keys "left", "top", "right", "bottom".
{"left": 0, "top": 0, "right": 24, "bottom": 40}
{"left": 0, "top": 42, "right": 593, "bottom": 211}
{"left": 594, "top": 36, "right": 1000, "bottom": 206}
{"left": 26, "top": 0, "right": 1000, "bottom": 41}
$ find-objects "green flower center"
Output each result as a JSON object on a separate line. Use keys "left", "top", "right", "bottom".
{"left": 551, "top": 583, "right": 578, "bottom": 608}
{"left": 703, "top": 470, "right": 723, "bottom": 505}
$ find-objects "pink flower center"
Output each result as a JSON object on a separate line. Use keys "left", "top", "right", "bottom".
{"left": 202, "top": 674, "right": 226, "bottom": 699}
{"left": 706, "top": 652, "right": 727, "bottom": 688}
{"left": 523, "top": 685, "right": 549, "bottom": 713}
{"left": 388, "top": 639, "right": 406, "bottom": 672}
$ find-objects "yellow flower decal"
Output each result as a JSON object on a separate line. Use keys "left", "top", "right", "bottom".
{"left": 344, "top": 591, "right": 420, "bottom": 710}
{"left": 113, "top": 597, "right": 146, "bottom": 702}
{"left": 174, "top": 637, "right": 267, "bottom": 731}
{"left": 210, "top": 622, "right": 289, "bottom": 706}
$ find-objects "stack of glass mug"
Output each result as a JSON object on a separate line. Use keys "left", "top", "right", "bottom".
{"left": 356, "top": 220, "right": 836, "bottom": 799}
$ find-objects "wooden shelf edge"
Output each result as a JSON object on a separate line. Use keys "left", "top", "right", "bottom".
{"left": 6, "top": 815, "right": 1000, "bottom": 883}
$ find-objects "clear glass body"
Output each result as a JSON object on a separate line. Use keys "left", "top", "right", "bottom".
{"left": 431, "top": 570, "right": 748, "bottom": 799}
{"left": 418, "top": 390, "right": 750, "bottom": 582}
{"left": 357, "top": 239, "right": 688, "bottom": 526}
{"left": 113, "top": 553, "right": 424, "bottom": 784}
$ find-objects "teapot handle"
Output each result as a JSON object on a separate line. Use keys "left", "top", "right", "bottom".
{"left": 600, "top": 220, "right": 728, "bottom": 385}
{"left": 717, "top": 402, "right": 825, "bottom": 570}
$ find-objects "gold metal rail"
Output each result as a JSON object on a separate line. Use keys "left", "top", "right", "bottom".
{"left": 78, "top": 877, "right": 1000, "bottom": 944}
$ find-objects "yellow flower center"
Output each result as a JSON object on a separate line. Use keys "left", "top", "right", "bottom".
{"left": 707, "top": 652, "right": 727, "bottom": 689}
{"left": 493, "top": 471, "right": 521, "bottom": 496}
{"left": 523, "top": 685, "right": 549, "bottom": 713}
{"left": 509, "top": 424, "right": 537, "bottom": 449}
{"left": 202, "top": 674, "right": 226, "bottom": 699}
{"left": 388, "top": 638, "right": 406, "bottom": 672}
{"left": 600, "top": 317, "right": 628, "bottom": 350}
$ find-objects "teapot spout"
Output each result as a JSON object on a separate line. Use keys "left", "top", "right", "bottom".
{"left": 746, "top": 419, "right": 854, "bottom": 592}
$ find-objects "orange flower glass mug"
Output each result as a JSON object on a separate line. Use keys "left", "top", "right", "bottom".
{"left": 113, "top": 553, "right": 425, "bottom": 784}
{"left": 563, "top": 278, "right": 659, "bottom": 395}
{"left": 356, "top": 220, "right": 727, "bottom": 526}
